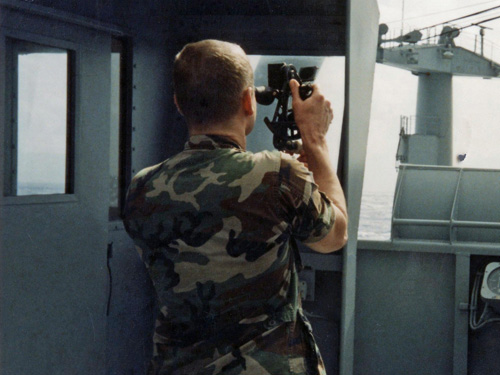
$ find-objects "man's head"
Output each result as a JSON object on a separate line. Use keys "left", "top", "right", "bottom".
{"left": 173, "top": 40, "right": 254, "bottom": 128}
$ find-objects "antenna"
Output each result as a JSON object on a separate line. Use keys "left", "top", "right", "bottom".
{"left": 480, "top": 26, "right": 485, "bottom": 55}
{"left": 401, "top": 0, "right": 405, "bottom": 36}
{"left": 475, "top": 24, "right": 492, "bottom": 56}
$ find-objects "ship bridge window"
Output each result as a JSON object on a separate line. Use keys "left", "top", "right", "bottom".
{"left": 246, "top": 55, "right": 345, "bottom": 169}
{"left": 3, "top": 39, "right": 74, "bottom": 196}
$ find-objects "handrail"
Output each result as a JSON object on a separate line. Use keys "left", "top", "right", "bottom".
{"left": 393, "top": 218, "right": 500, "bottom": 229}
{"left": 449, "top": 169, "right": 463, "bottom": 243}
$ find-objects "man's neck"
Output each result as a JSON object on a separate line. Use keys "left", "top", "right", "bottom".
{"left": 188, "top": 119, "right": 248, "bottom": 150}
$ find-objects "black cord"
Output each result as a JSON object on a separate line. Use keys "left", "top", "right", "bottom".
{"left": 106, "top": 242, "right": 113, "bottom": 316}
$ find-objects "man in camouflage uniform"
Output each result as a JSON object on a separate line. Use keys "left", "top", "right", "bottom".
{"left": 123, "top": 40, "right": 348, "bottom": 375}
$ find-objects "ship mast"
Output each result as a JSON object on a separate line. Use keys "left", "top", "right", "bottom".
{"left": 378, "top": 12, "right": 500, "bottom": 166}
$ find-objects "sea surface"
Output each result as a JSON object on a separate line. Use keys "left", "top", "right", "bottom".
{"left": 358, "top": 191, "right": 393, "bottom": 241}
{"left": 17, "top": 182, "right": 65, "bottom": 196}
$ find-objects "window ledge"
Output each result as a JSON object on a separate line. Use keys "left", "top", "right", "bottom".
{"left": 0, "top": 194, "right": 78, "bottom": 206}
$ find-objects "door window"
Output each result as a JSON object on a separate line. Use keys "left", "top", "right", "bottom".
{"left": 4, "top": 39, "right": 74, "bottom": 196}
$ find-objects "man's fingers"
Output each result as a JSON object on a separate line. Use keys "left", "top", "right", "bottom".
{"left": 289, "top": 79, "right": 300, "bottom": 100}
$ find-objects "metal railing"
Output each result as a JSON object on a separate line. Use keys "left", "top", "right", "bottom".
{"left": 400, "top": 115, "right": 442, "bottom": 136}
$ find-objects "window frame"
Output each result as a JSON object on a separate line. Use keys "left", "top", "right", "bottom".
{"left": 109, "top": 36, "right": 133, "bottom": 221}
{"left": 1, "top": 30, "right": 79, "bottom": 205}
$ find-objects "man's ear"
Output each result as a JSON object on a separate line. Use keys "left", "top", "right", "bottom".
{"left": 174, "top": 94, "right": 183, "bottom": 115}
{"left": 242, "top": 87, "right": 255, "bottom": 116}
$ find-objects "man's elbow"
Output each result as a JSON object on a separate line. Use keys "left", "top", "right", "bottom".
{"left": 309, "top": 234, "right": 346, "bottom": 253}
{"left": 330, "top": 204, "right": 348, "bottom": 247}
{"left": 331, "top": 216, "right": 348, "bottom": 251}
{"left": 307, "top": 215, "right": 348, "bottom": 253}
{"left": 332, "top": 231, "right": 348, "bottom": 251}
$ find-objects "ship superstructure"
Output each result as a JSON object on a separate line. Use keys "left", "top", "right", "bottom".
{"left": 1, "top": 1, "right": 500, "bottom": 374}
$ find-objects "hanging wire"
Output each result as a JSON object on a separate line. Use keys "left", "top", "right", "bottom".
{"left": 384, "top": 0, "right": 500, "bottom": 24}
{"left": 450, "top": 9, "right": 500, "bottom": 27}
{"left": 417, "top": 4, "right": 500, "bottom": 31}
{"left": 419, "top": 14, "right": 500, "bottom": 43}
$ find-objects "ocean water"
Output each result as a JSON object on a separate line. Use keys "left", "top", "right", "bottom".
{"left": 16, "top": 182, "right": 65, "bottom": 196}
{"left": 358, "top": 192, "right": 394, "bottom": 241}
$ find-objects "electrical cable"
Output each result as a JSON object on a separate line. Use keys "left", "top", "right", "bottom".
{"left": 419, "top": 14, "right": 500, "bottom": 43}
{"left": 381, "top": 5, "right": 500, "bottom": 49}
{"left": 470, "top": 13, "right": 500, "bottom": 26}
{"left": 444, "top": 11, "right": 500, "bottom": 31}
{"left": 106, "top": 242, "right": 113, "bottom": 316}
{"left": 384, "top": 0, "right": 500, "bottom": 24}
{"left": 469, "top": 271, "right": 481, "bottom": 330}
{"left": 418, "top": 4, "right": 500, "bottom": 31}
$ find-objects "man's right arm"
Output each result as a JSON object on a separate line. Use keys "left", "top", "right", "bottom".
{"left": 289, "top": 79, "right": 348, "bottom": 253}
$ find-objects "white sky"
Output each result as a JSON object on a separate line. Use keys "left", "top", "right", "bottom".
{"left": 364, "top": 0, "right": 500, "bottom": 193}
{"left": 18, "top": 53, "right": 68, "bottom": 187}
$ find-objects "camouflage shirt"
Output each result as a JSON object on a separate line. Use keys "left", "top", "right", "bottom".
{"left": 123, "top": 134, "right": 335, "bottom": 375}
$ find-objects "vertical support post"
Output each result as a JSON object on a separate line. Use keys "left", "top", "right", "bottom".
{"left": 480, "top": 28, "right": 485, "bottom": 56}
{"left": 341, "top": 0, "right": 379, "bottom": 374}
{"left": 454, "top": 252, "right": 470, "bottom": 375}
{"left": 400, "top": 0, "right": 405, "bottom": 37}
{"left": 415, "top": 72, "right": 453, "bottom": 166}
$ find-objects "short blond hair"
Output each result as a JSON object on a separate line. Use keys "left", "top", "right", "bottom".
{"left": 173, "top": 40, "right": 254, "bottom": 125}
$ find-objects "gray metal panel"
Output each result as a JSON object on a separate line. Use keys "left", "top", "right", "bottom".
{"left": 456, "top": 170, "right": 500, "bottom": 242}
{"left": 0, "top": 27, "right": 5, "bottom": 208}
{"left": 340, "top": 0, "right": 379, "bottom": 374}
{"left": 393, "top": 166, "right": 500, "bottom": 242}
{"left": 173, "top": 0, "right": 345, "bottom": 16}
{"left": 169, "top": 15, "right": 346, "bottom": 56}
{"left": 106, "top": 226, "right": 156, "bottom": 375}
{"left": 130, "top": 38, "right": 178, "bottom": 173}
{"left": 354, "top": 249, "right": 455, "bottom": 375}
{"left": 0, "top": 0, "right": 126, "bottom": 34}
{"left": 0, "top": 0, "right": 170, "bottom": 33}
{"left": 395, "top": 167, "right": 459, "bottom": 220}
{"left": 393, "top": 166, "right": 459, "bottom": 240}
{"left": 453, "top": 253, "right": 470, "bottom": 375}
{"left": 2, "top": 0, "right": 346, "bottom": 54}
{"left": 0, "top": 8, "right": 111, "bottom": 374}
{"left": 357, "top": 240, "right": 500, "bottom": 375}
{"left": 106, "top": 28, "right": 177, "bottom": 375}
